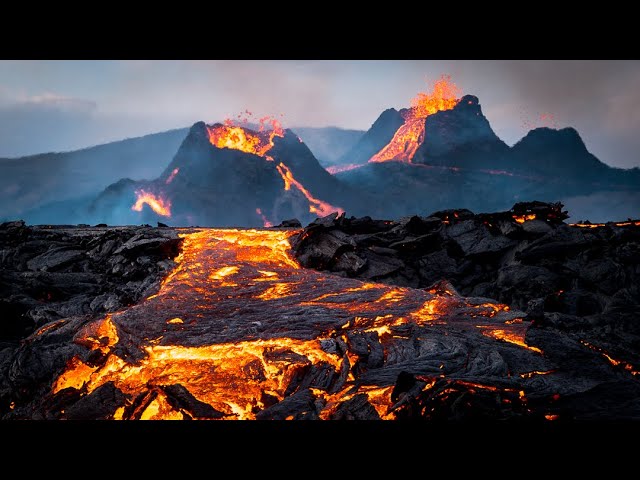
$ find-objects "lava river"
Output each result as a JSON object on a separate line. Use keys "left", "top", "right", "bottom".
{"left": 50, "top": 228, "right": 557, "bottom": 420}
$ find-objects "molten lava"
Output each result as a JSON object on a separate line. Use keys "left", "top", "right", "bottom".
{"left": 479, "top": 326, "right": 543, "bottom": 354}
{"left": 581, "top": 340, "right": 639, "bottom": 375}
{"left": 276, "top": 163, "right": 343, "bottom": 217}
{"left": 207, "top": 115, "right": 342, "bottom": 219}
{"left": 207, "top": 115, "right": 284, "bottom": 159}
{"left": 513, "top": 214, "right": 537, "bottom": 224}
{"left": 132, "top": 190, "right": 172, "bottom": 217}
{"left": 570, "top": 220, "right": 640, "bottom": 229}
{"left": 369, "top": 75, "right": 460, "bottom": 164}
{"left": 50, "top": 228, "right": 545, "bottom": 420}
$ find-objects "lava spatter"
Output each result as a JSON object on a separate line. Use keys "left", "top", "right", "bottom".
{"left": 370, "top": 75, "right": 460, "bottom": 164}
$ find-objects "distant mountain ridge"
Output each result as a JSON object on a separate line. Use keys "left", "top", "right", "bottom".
{"left": 0, "top": 125, "right": 364, "bottom": 222}
{"left": 0, "top": 128, "right": 189, "bottom": 220}
{"left": 3, "top": 93, "right": 640, "bottom": 225}
{"left": 332, "top": 94, "right": 640, "bottom": 221}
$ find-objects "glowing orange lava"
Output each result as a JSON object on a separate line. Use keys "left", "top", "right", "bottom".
{"left": 207, "top": 116, "right": 342, "bottom": 219}
{"left": 50, "top": 228, "right": 543, "bottom": 420}
{"left": 513, "top": 214, "right": 536, "bottom": 224}
{"left": 370, "top": 75, "right": 460, "bottom": 164}
{"left": 581, "top": 340, "right": 639, "bottom": 375}
{"left": 570, "top": 221, "right": 640, "bottom": 228}
{"left": 276, "top": 163, "right": 343, "bottom": 217}
{"left": 207, "top": 116, "right": 284, "bottom": 160}
{"left": 132, "top": 189, "right": 172, "bottom": 217}
{"left": 479, "top": 327, "right": 543, "bottom": 354}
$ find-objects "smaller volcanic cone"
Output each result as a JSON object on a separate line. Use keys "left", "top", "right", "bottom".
{"left": 370, "top": 75, "right": 461, "bottom": 164}
{"left": 94, "top": 113, "right": 351, "bottom": 228}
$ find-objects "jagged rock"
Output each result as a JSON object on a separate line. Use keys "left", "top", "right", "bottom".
{"left": 521, "top": 219, "right": 553, "bottom": 236}
{"left": 293, "top": 201, "right": 640, "bottom": 384}
{"left": 276, "top": 218, "right": 302, "bottom": 228}
{"left": 333, "top": 251, "right": 367, "bottom": 275}
{"left": 27, "top": 248, "right": 85, "bottom": 272}
{"left": 160, "top": 384, "right": 225, "bottom": 419}
{"left": 309, "top": 212, "right": 339, "bottom": 228}
{"left": 64, "top": 382, "right": 126, "bottom": 420}
{"left": 330, "top": 393, "right": 381, "bottom": 420}
{"left": 360, "top": 250, "right": 405, "bottom": 279}
{"left": 255, "top": 388, "right": 317, "bottom": 420}
{"left": 0, "top": 224, "right": 182, "bottom": 343}
{"left": 1, "top": 203, "right": 639, "bottom": 422}
{"left": 113, "top": 237, "right": 171, "bottom": 255}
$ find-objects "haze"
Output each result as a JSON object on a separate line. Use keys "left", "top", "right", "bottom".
{"left": 1, "top": 60, "right": 639, "bottom": 168}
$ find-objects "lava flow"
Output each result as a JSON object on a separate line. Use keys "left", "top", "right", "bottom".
{"left": 131, "top": 189, "right": 172, "bottom": 217}
{"left": 369, "top": 75, "right": 460, "bottom": 164}
{"left": 49, "top": 227, "right": 552, "bottom": 420}
{"left": 207, "top": 116, "right": 342, "bottom": 223}
{"left": 207, "top": 116, "right": 285, "bottom": 160}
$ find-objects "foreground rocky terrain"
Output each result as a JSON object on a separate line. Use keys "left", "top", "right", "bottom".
{"left": 0, "top": 203, "right": 638, "bottom": 421}
{"left": 292, "top": 202, "right": 640, "bottom": 384}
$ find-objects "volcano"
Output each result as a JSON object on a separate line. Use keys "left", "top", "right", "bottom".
{"left": 13, "top": 76, "right": 640, "bottom": 226}
{"left": 90, "top": 120, "right": 374, "bottom": 227}
{"left": 332, "top": 77, "right": 640, "bottom": 221}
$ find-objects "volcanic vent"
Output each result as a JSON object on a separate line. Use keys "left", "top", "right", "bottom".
{"left": 91, "top": 117, "right": 365, "bottom": 227}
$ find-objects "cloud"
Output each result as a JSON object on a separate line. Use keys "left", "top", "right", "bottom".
{"left": 22, "top": 92, "right": 97, "bottom": 113}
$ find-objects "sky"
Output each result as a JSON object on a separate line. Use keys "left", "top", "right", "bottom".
{"left": 0, "top": 60, "right": 639, "bottom": 168}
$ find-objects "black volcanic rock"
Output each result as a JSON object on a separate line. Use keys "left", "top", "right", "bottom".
{"left": 0, "top": 222, "right": 182, "bottom": 344}
{"left": 292, "top": 204, "right": 640, "bottom": 357}
{"left": 291, "top": 208, "right": 640, "bottom": 418}
{"left": 1, "top": 212, "right": 640, "bottom": 421}
{"left": 337, "top": 108, "right": 404, "bottom": 166}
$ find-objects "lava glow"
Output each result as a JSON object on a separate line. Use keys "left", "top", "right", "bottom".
{"left": 276, "top": 163, "right": 343, "bottom": 217}
{"left": 50, "top": 228, "right": 545, "bottom": 420}
{"left": 369, "top": 75, "right": 460, "bottom": 164}
{"left": 207, "top": 116, "right": 284, "bottom": 160}
{"left": 479, "top": 327, "right": 543, "bottom": 354}
{"left": 581, "top": 340, "right": 639, "bottom": 375}
{"left": 132, "top": 189, "right": 172, "bottom": 217}
{"left": 513, "top": 214, "right": 536, "bottom": 224}
{"left": 207, "top": 116, "right": 342, "bottom": 219}
{"left": 570, "top": 220, "right": 640, "bottom": 229}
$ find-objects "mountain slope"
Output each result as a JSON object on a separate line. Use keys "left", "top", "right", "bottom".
{"left": 290, "top": 126, "right": 364, "bottom": 167}
{"left": 336, "top": 108, "right": 405, "bottom": 167}
{"left": 0, "top": 128, "right": 189, "bottom": 220}
{"left": 334, "top": 95, "right": 640, "bottom": 220}
{"left": 88, "top": 122, "right": 377, "bottom": 227}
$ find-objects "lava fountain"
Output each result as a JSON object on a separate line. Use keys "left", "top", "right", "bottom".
{"left": 370, "top": 75, "right": 460, "bottom": 164}
{"left": 206, "top": 116, "right": 343, "bottom": 224}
